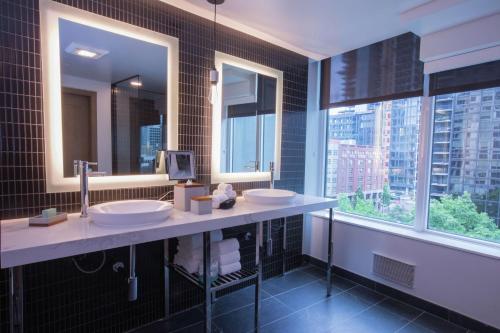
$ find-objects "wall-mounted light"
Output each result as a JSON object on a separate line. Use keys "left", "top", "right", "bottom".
{"left": 65, "top": 42, "right": 109, "bottom": 59}
{"left": 208, "top": 0, "right": 224, "bottom": 105}
{"left": 130, "top": 80, "right": 142, "bottom": 87}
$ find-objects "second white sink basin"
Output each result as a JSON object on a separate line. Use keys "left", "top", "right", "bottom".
{"left": 88, "top": 200, "right": 173, "bottom": 227}
{"left": 243, "top": 189, "right": 296, "bottom": 205}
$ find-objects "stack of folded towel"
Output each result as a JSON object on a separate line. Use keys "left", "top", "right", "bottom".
{"left": 173, "top": 230, "right": 241, "bottom": 276}
{"left": 214, "top": 238, "right": 241, "bottom": 275}
{"left": 174, "top": 230, "right": 223, "bottom": 274}
{"left": 212, "top": 183, "right": 237, "bottom": 208}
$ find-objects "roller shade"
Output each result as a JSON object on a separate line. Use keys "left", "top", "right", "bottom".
{"left": 429, "top": 60, "right": 500, "bottom": 96}
{"left": 227, "top": 74, "right": 276, "bottom": 118}
{"left": 320, "top": 32, "right": 424, "bottom": 109}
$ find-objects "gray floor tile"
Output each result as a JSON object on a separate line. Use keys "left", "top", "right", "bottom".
{"left": 298, "top": 291, "right": 375, "bottom": 329}
{"left": 275, "top": 280, "right": 342, "bottom": 311}
{"left": 377, "top": 298, "right": 423, "bottom": 321}
{"left": 261, "top": 311, "right": 326, "bottom": 333}
{"left": 213, "top": 285, "right": 272, "bottom": 317}
{"left": 137, "top": 307, "right": 204, "bottom": 333}
{"left": 262, "top": 269, "right": 319, "bottom": 295}
{"left": 412, "top": 313, "right": 467, "bottom": 333}
{"left": 303, "top": 266, "right": 357, "bottom": 290}
{"left": 397, "top": 322, "right": 434, "bottom": 333}
{"left": 346, "top": 285, "right": 386, "bottom": 305}
{"left": 213, "top": 297, "right": 292, "bottom": 333}
{"left": 329, "top": 304, "right": 409, "bottom": 333}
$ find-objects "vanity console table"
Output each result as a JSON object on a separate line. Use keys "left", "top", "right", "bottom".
{"left": 1, "top": 195, "right": 335, "bottom": 333}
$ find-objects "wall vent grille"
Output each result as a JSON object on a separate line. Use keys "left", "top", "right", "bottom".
{"left": 372, "top": 253, "right": 415, "bottom": 288}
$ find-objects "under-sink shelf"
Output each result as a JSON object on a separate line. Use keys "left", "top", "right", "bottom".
{"left": 170, "top": 263, "right": 258, "bottom": 292}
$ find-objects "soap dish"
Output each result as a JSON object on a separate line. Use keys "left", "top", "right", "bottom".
{"left": 29, "top": 212, "right": 68, "bottom": 227}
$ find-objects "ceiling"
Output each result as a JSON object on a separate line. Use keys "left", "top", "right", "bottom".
{"left": 163, "top": 0, "right": 500, "bottom": 60}
{"left": 59, "top": 19, "right": 167, "bottom": 93}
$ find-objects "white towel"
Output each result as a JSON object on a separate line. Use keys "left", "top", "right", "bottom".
{"left": 219, "top": 261, "right": 241, "bottom": 275}
{"left": 173, "top": 254, "right": 200, "bottom": 274}
{"left": 177, "top": 230, "right": 223, "bottom": 250}
{"left": 214, "top": 238, "right": 239, "bottom": 254}
{"left": 218, "top": 250, "right": 240, "bottom": 266}
{"left": 214, "top": 188, "right": 237, "bottom": 199}
{"left": 212, "top": 193, "right": 229, "bottom": 208}
{"left": 217, "top": 183, "right": 233, "bottom": 192}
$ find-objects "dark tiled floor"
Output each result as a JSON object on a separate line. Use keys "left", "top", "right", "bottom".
{"left": 134, "top": 265, "right": 473, "bottom": 333}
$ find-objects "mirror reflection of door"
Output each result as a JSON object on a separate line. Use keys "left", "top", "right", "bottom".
{"left": 58, "top": 18, "right": 168, "bottom": 177}
{"left": 220, "top": 64, "right": 277, "bottom": 173}
{"left": 61, "top": 88, "right": 97, "bottom": 177}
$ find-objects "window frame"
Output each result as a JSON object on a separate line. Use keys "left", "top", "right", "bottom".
{"left": 322, "top": 78, "right": 500, "bottom": 249}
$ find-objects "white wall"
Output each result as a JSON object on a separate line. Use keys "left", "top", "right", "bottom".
{"left": 420, "top": 13, "right": 500, "bottom": 73}
{"left": 303, "top": 215, "right": 500, "bottom": 329}
{"left": 61, "top": 74, "right": 112, "bottom": 173}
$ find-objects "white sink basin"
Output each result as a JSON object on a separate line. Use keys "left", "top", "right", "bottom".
{"left": 243, "top": 189, "right": 296, "bottom": 205}
{"left": 88, "top": 200, "right": 173, "bottom": 227}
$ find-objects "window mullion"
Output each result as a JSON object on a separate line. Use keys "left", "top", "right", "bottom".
{"left": 415, "top": 74, "right": 433, "bottom": 232}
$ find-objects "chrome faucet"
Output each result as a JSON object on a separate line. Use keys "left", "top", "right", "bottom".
{"left": 74, "top": 160, "right": 106, "bottom": 218}
{"left": 269, "top": 161, "right": 275, "bottom": 189}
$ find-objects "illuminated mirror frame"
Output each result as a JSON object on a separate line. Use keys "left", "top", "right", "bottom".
{"left": 211, "top": 52, "right": 283, "bottom": 184}
{"left": 40, "top": 0, "right": 179, "bottom": 192}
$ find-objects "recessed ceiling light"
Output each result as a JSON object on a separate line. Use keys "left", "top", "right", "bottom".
{"left": 65, "top": 42, "right": 108, "bottom": 59}
{"left": 130, "top": 81, "right": 142, "bottom": 87}
{"left": 75, "top": 49, "right": 98, "bottom": 58}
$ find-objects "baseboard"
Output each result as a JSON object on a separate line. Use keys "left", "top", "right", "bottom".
{"left": 302, "top": 255, "right": 500, "bottom": 333}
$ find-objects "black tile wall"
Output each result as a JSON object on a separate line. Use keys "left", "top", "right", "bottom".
{"left": 0, "top": 0, "right": 308, "bottom": 332}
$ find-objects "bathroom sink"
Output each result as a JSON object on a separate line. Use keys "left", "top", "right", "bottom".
{"left": 243, "top": 189, "right": 296, "bottom": 205}
{"left": 88, "top": 200, "right": 173, "bottom": 227}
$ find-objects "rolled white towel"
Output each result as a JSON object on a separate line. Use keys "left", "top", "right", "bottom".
{"left": 214, "top": 238, "right": 239, "bottom": 254}
{"left": 217, "top": 183, "right": 233, "bottom": 192}
{"left": 173, "top": 254, "right": 200, "bottom": 274}
{"left": 218, "top": 250, "right": 240, "bottom": 266}
{"left": 219, "top": 261, "right": 241, "bottom": 275}
{"left": 226, "top": 190, "right": 237, "bottom": 199}
{"left": 212, "top": 193, "right": 229, "bottom": 208}
{"left": 177, "top": 230, "right": 223, "bottom": 250}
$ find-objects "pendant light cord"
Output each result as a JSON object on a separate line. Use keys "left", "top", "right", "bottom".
{"left": 213, "top": 3, "right": 217, "bottom": 54}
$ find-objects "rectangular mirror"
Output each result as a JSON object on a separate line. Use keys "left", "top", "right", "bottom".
{"left": 212, "top": 52, "right": 283, "bottom": 183}
{"left": 41, "top": 0, "right": 179, "bottom": 192}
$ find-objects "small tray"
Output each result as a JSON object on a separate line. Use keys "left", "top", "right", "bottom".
{"left": 29, "top": 212, "right": 68, "bottom": 227}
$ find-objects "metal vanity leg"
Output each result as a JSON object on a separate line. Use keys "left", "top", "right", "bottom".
{"left": 163, "top": 239, "right": 170, "bottom": 319}
{"left": 254, "top": 221, "right": 263, "bottom": 332}
{"left": 9, "top": 266, "right": 23, "bottom": 333}
{"left": 281, "top": 218, "right": 287, "bottom": 276}
{"left": 326, "top": 208, "right": 333, "bottom": 297}
{"left": 203, "top": 231, "right": 212, "bottom": 333}
{"left": 266, "top": 220, "right": 272, "bottom": 256}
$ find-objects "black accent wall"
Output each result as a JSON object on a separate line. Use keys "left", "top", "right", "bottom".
{"left": 0, "top": 0, "right": 308, "bottom": 332}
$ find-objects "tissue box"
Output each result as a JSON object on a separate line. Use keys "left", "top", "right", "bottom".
{"left": 174, "top": 183, "right": 206, "bottom": 211}
{"left": 191, "top": 196, "right": 212, "bottom": 215}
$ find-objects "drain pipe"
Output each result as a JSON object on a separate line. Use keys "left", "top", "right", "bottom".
{"left": 128, "top": 245, "right": 138, "bottom": 301}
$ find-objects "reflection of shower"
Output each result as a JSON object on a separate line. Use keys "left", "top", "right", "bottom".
{"left": 111, "top": 75, "right": 166, "bottom": 175}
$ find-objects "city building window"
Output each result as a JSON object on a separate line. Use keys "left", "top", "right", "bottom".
{"left": 429, "top": 87, "right": 500, "bottom": 243}
{"left": 325, "top": 97, "right": 421, "bottom": 226}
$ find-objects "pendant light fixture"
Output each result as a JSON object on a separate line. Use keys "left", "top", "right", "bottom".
{"left": 208, "top": 0, "right": 224, "bottom": 105}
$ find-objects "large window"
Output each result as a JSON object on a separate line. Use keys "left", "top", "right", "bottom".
{"left": 428, "top": 87, "right": 500, "bottom": 243}
{"left": 325, "top": 88, "right": 500, "bottom": 244}
{"left": 325, "top": 97, "right": 422, "bottom": 226}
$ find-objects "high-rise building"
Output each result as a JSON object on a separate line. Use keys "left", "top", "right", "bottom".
{"left": 431, "top": 87, "right": 500, "bottom": 226}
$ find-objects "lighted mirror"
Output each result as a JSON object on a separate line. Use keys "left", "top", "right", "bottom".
{"left": 212, "top": 52, "right": 283, "bottom": 184}
{"left": 41, "top": 0, "right": 179, "bottom": 192}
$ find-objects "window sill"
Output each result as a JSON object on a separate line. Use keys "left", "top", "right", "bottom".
{"left": 308, "top": 210, "right": 500, "bottom": 260}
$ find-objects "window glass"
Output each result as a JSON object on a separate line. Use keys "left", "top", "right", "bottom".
{"left": 429, "top": 87, "right": 500, "bottom": 243}
{"left": 326, "top": 97, "right": 422, "bottom": 225}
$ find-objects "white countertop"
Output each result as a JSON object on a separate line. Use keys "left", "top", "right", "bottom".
{"left": 1, "top": 195, "right": 334, "bottom": 268}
